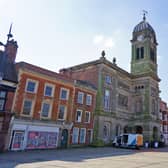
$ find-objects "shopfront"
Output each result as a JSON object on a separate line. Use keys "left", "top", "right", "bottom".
{"left": 9, "top": 123, "right": 59, "bottom": 151}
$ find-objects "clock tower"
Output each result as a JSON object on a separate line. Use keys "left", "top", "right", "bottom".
{"left": 131, "top": 14, "right": 158, "bottom": 77}
{"left": 131, "top": 14, "right": 160, "bottom": 142}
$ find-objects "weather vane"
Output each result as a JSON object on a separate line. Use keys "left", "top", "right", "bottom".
{"left": 7, "top": 23, "right": 13, "bottom": 42}
{"left": 142, "top": 10, "right": 148, "bottom": 21}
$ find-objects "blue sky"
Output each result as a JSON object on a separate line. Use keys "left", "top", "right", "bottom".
{"left": 0, "top": 0, "right": 168, "bottom": 102}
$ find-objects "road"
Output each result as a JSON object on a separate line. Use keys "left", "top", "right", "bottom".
{"left": 0, "top": 147, "right": 168, "bottom": 168}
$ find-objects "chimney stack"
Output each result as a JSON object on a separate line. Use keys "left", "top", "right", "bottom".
{"left": 5, "top": 39, "right": 18, "bottom": 63}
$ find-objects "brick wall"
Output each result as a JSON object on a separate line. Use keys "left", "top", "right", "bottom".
{"left": 5, "top": 91, "right": 15, "bottom": 112}
{"left": 61, "top": 66, "right": 99, "bottom": 88}
{"left": 13, "top": 71, "right": 74, "bottom": 121}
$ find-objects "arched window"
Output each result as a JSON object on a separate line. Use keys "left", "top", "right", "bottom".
{"left": 103, "top": 125, "right": 108, "bottom": 138}
{"left": 150, "top": 48, "right": 155, "bottom": 62}
{"left": 140, "top": 47, "right": 144, "bottom": 58}
{"left": 103, "top": 122, "right": 110, "bottom": 140}
{"left": 136, "top": 48, "right": 140, "bottom": 60}
{"left": 136, "top": 47, "right": 144, "bottom": 60}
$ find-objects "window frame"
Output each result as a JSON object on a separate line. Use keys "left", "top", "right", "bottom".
{"left": 72, "top": 127, "right": 79, "bottom": 144}
{"left": 41, "top": 101, "right": 52, "bottom": 118}
{"left": 79, "top": 128, "right": 86, "bottom": 144}
{"left": 58, "top": 105, "right": 67, "bottom": 120}
{"left": 105, "top": 75, "right": 112, "bottom": 84}
{"left": 0, "top": 90, "right": 7, "bottom": 111}
{"left": 44, "top": 83, "right": 54, "bottom": 97}
{"left": 22, "top": 99, "right": 34, "bottom": 116}
{"left": 86, "top": 94, "right": 92, "bottom": 106}
{"left": 104, "top": 89, "right": 110, "bottom": 110}
{"left": 77, "top": 91, "right": 84, "bottom": 104}
{"left": 136, "top": 47, "right": 144, "bottom": 60}
{"left": 25, "top": 79, "right": 38, "bottom": 93}
{"left": 60, "top": 88, "right": 69, "bottom": 100}
{"left": 85, "top": 111, "right": 91, "bottom": 123}
{"left": 76, "top": 109, "right": 83, "bottom": 123}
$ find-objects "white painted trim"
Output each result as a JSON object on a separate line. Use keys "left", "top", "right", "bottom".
{"left": 44, "top": 83, "right": 55, "bottom": 97}
{"left": 77, "top": 91, "right": 84, "bottom": 104}
{"left": 21, "top": 98, "right": 35, "bottom": 117}
{"left": 79, "top": 128, "right": 86, "bottom": 143}
{"left": 86, "top": 94, "right": 92, "bottom": 106}
{"left": 58, "top": 104, "right": 67, "bottom": 120}
{"left": 59, "top": 87, "right": 69, "bottom": 100}
{"left": 40, "top": 100, "right": 53, "bottom": 119}
{"left": 85, "top": 111, "right": 91, "bottom": 123}
{"left": 76, "top": 109, "right": 83, "bottom": 123}
{"left": 25, "top": 78, "right": 39, "bottom": 93}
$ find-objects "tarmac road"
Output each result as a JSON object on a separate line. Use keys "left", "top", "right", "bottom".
{"left": 0, "top": 147, "right": 168, "bottom": 168}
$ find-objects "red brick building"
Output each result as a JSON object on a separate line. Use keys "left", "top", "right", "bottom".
{"left": 70, "top": 80, "right": 96, "bottom": 146}
{"left": 160, "top": 100, "right": 168, "bottom": 145}
{"left": 0, "top": 29, "right": 18, "bottom": 151}
{"left": 8, "top": 62, "right": 96, "bottom": 151}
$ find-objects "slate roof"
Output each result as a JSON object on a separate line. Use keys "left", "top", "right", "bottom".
{"left": 0, "top": 51, "right": 18, "bottom": 83}
{"left": 133, "top": 20, "right": 155, "bottom": 34}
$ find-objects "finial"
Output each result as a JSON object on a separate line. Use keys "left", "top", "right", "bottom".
{"left": 142, "top": 10, "right": 148, "bottom": 21}
{"left": 113, "top": 57, "right": 116, "bottom": 64}
{"left": 101, "top": 50, "right": 105, "bottom": 57}
{"left": 7, "top": 23, "right": 13, "bottom": 42}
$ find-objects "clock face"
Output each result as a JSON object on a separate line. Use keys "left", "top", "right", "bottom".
{"left": 137, "top": 35, "right": 144, "bottom": 41}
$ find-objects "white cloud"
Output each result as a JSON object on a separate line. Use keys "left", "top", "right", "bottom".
{"left": 93, "top": 35, "right": 104, "bottom": 44}
{"left": 93, "top": 34, "right": 116, "bottom": 49}
{"left": 104, "top": 38, "right": 115, "bottom": 48}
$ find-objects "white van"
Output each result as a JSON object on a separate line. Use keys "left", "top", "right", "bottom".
{"left": 112, "top": 133, "right": 143, "bottom": 149}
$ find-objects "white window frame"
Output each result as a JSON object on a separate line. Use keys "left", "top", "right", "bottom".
{"left": 72, "top": 127, "right": 79, "bottom": 144}
{"left": 85, "top": 111, "right": 91, "bottom": 123}
{"left": 25, "top": 79, "right": 38, "bottom": 93}
{"left": 76, "top": 109, "right": 83, "bottom": 123}
{"left": 79, "top": 128, "right": 86, "bottom": 144}
{"left": 21, "top": 99, "right": 34, "bottom": 116}
{"left": 60, "top": 88, "right": 69, "bottom": 100}
{"left": 86, "top": 94, "right": 92, "bottom": 106}
{"left": 77, "top": 91, "right": 84, "bottom": 104}
{"left": 40, "top": 101, "right": 52, "bottom": 119}
{"left": 58, "top": 105, "right": 67, "bottom": 120}
{"left": 44, "top": 83, "right": 55, "bottom": 97}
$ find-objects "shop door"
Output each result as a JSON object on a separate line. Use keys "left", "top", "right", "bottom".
{"left": 87, "top": 130, "right": 93, "bottom": 144}
{"left": 61, "top": 129, "right": 68, "bottom": 148}
{"left": 11, "top": 131, "right": 25, "bottom": 151}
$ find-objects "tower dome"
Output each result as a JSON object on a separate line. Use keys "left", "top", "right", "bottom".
{"left": 132, "top": 14, "right": 157, "bottom": 44}
{"left": 133, "top": 13, "right": 155, "bottom": 34}
{"left": 133, "top": 19, "right": 155, "bottom": 34}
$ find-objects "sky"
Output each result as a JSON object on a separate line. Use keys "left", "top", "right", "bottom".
{"left": 0, "top": 0, "right": 168, "bottom": 102}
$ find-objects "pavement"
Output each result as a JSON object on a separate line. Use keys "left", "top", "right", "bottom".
{"left": 0, "top": 147, "right": 168, "bottom": 168}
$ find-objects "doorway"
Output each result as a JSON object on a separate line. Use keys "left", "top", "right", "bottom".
{"left": 61, "top": 129, "right": 68, "bottom": 148}
{"left": 135, "top": 126, "right": 143, "bottom": 134}
{"left": 11, "top": 131, "right": 25, "bottom": 151}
